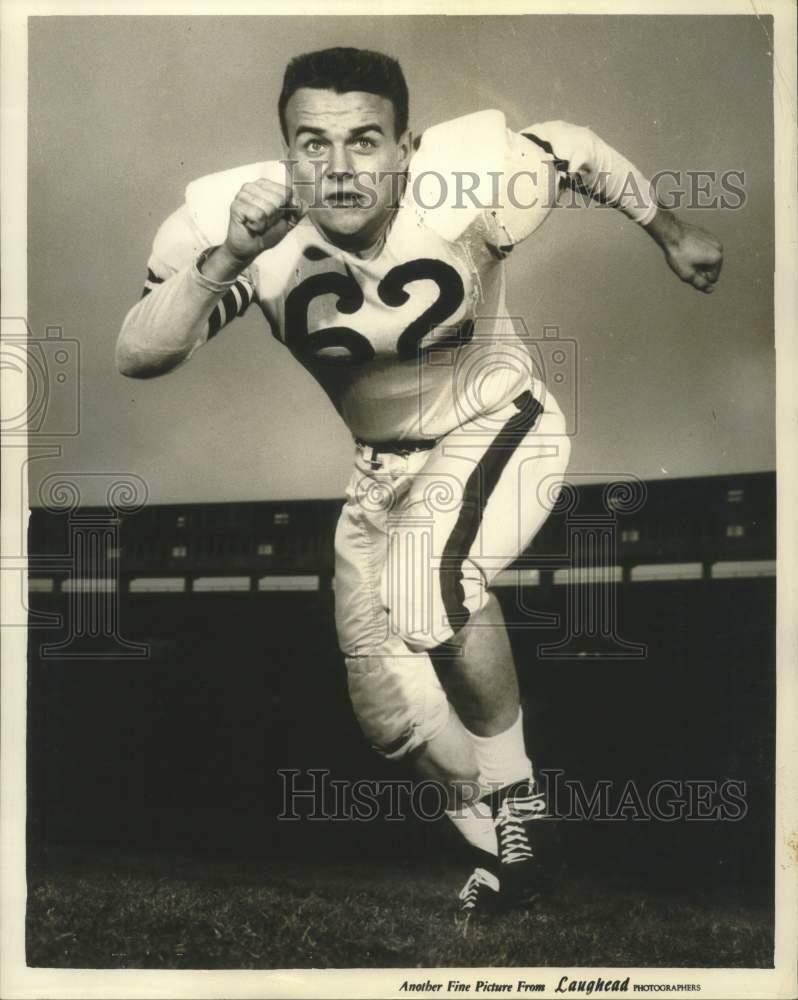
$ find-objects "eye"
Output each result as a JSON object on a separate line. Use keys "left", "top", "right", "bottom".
{"left": 305, "top": 139, "right": 326, "bottom": 155}
{"left": 352, "top": 136, "right": 377, "bottom": 151}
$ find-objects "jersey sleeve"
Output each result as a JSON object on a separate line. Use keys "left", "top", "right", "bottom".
{"left": 139, "top": 201, "right": 256, "bottom": 347}
{"left": 520, "top": 120, "right": 657, "bottom": 224}
{"left": 119, "top": 163, "right": 283, "bottom": 373}
{"left": 131, "top": 160, "right": 289, "bottom": 350}
{"left": 485, "top": 120, "right": 658, "bottom": 251}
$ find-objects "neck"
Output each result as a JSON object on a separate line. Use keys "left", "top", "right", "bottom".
{"left": 315, "top": 210, "right": 395, "bottom": 257}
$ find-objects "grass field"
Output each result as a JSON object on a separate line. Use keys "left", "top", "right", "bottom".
{"left": 26, "top": 848, "right": 773, "bottom": 970}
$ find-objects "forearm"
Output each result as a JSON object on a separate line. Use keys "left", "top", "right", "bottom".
{"left": 519, "top": 120, "right": 722, "bottom": 292}
{"left": 116, "top": 262, "right": 232, "bottom": 378}
{"left": 640, "top": 205, "right": 681, "bottom": 249}
{"left": 197, "top": 243, "right": 254, "bottom": 284}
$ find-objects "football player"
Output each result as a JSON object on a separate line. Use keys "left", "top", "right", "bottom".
{"left": 117, "top": 47, "right": 723, "bottom": 917}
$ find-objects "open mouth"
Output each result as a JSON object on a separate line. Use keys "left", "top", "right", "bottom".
{"left": 323, "top": 193, "right": 364, "bottom": 208}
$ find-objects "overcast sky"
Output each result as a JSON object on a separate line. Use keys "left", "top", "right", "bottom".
{"left": 27, "top": 15, "right": 773, "bottom": 505}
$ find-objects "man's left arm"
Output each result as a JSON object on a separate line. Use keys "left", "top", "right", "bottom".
{"left": 516, "top": 120, "right": 724, "bottom": 293}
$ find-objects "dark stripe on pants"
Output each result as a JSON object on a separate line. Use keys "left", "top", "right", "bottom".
{"left": 440, "top": 391, "right": 544, "bottom": 634}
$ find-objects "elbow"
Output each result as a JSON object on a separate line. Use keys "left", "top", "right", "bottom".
{"left": 115, "top": 338, "right": 185, "bottom": 379}
{"left": 116, "top": 344, "right": 145, "bottom": 378}
{"left": 115, "top": 338, "right": 151, "bottom": 378}
{"left": 116, "top": 314, "right": 156, "bottom": 378}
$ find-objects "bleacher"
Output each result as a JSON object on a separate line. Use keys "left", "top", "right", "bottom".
{"left": 27, "top": 471, "right": 775, "bottom": 594}
{"left": 25, "top": 471, "right": 776, "bottom": 899}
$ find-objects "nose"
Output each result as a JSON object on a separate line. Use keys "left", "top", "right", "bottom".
{"left": 326, "top": 144, "right": 354, "bottom": 180}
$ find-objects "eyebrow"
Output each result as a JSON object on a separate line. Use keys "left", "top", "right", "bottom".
{"left": 294, "top": 123, "right": 385, "bottom": 140}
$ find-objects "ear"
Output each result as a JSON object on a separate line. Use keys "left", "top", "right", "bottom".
{"left": 396, "top": 129, "right": 412, "bottom": 170}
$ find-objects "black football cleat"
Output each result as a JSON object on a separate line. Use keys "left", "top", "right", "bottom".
{"left": 488, "top": 779, "right": 552, "bottom": 906}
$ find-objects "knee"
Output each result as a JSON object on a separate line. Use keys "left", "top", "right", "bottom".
{"left": 345, "top": 651, "right": 450, "bottom": 760}
{"left": 379, "top": 555, "right": 488, "bottom": 653}
{"left": 411, "top": 756, "right": 482, "bottom": 812}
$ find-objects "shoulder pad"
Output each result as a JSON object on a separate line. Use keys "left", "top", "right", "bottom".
{"left": 407, "top": 110, "right": 507, "bottom": 241}
{"left": 185, "top": 161, "right": 290, "bottom": 245}
{"left": 488, "top": 130, "right": 558, "bottom": 249}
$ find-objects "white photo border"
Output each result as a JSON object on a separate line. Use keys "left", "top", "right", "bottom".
{"left": 2, "top": 2, "right": 796, "bottom": 998}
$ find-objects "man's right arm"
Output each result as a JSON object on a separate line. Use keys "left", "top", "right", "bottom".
{"left": 116, "top": 176, "right": 301, "bottom": 379}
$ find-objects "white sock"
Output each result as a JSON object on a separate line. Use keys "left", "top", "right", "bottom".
{"left": 445, "top": 799, "right": 498, "bottom": 856}
{"left": 469, "top": 708, "right": 533, "bottom": 794}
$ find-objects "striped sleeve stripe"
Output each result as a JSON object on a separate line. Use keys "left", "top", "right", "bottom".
{"left": 236, "top": 279, "right": 254, "bottom": 314}
{"left": 141, "top": 267, "right": 167, "bottom": 299}
{"left": 229, "top": 284, "right": 244, "bottom": 316}
{"left": 207, "top": 306, "right": 223, "bottom": 339}
{"left": 522, "top": 132, "right": 590, "bottom": 195}
{"left": 207, "top": 298, "right": 227, "bottom": 340}
{"left": 206, "top": 280, "right": 255, "bottom": 337}
{"left": 230, "top": 279, "right": 254, "bottom": 316}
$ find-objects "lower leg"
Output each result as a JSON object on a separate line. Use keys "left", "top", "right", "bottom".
{"left": 432, "top": 592, "right": 533, "bottom": 793}
{"left": 410, "top": 705, "right": 499, "bottom": 859}
{"left": 409, "top": 709, "right": 481, "bottom": 810}
{"left": 432, "top": 592, "right": 521, "bottom": 737}
{"left": 397, "top": 596, "right": 533, "bottom": 864}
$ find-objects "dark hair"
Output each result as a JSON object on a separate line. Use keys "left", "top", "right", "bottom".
{"left": 278, "top": 47, "right": 409, "bottom": 140}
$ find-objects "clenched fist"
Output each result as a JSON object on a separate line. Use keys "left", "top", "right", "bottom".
{"left": 225, "top": 178, "right": 304, "bottom": 263}
{"left": 663, "top": 218, "right": 724, "bottom": 294}
{"left": 198, "top": 178, "right": 306, "bottom": 283}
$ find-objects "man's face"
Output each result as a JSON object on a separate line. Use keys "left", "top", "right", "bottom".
{"left": 284, "top": 88, "right": 410, "bottom": 251}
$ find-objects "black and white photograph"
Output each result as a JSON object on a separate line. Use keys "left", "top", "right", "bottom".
{"left": 1, "top": 2, "right": 796, "bottom": 998}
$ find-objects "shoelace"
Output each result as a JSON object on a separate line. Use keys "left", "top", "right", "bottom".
{"left": 495, "top": 791, "right": 547, "bottom": 864}
{"left": 458, "top": 867, "right": 500, "bottom": 909}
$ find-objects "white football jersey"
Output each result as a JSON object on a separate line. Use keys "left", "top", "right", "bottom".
{"left": 130, "top": 110, "right": 656, "bottom": 442}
